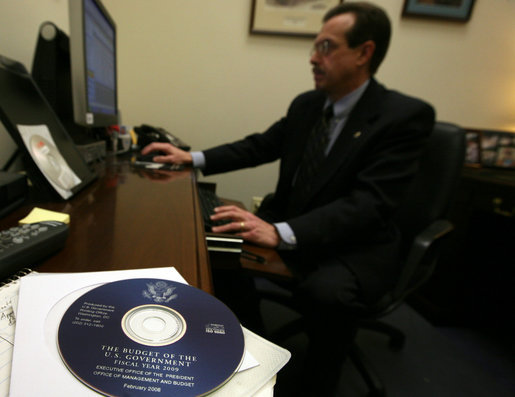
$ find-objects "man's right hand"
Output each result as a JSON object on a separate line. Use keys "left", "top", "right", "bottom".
{"left": 141, "top": 142, "right": 193, "bottom": 165}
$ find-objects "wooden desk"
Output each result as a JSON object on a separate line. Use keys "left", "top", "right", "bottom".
{"left": 240, "top": 243, "right": 293, "bottom": 281}
{"left": 0, "top": 156, "right": 213, "bottom": 293}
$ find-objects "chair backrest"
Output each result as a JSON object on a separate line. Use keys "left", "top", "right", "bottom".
{"left": 395, "top": 121, "right": 466, "bottom": 249}
{"left": 372, "top": 122, "right": 466, "bottom": 312}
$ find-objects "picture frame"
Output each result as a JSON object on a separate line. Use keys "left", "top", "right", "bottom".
{"left": 402, "top": 0, "right": 476, "bottom": 22}
{"left": 250, "top": 0, "right": 343, "bottom": 38}
{"left": 475, "top": 129, "right": 515, "bottom": 169}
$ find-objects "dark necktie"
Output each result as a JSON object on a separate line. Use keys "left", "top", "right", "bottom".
{"left": 293, "top": 106, "right": 334, "bottom": 197}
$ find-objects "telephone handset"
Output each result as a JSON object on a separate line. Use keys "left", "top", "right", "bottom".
{"left": 134, "top": 124, "right": 191, "bottom": 151}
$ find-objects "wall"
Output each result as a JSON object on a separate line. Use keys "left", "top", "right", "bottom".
{"left": 1, "top": 0, "right": 514, "bottom": 207}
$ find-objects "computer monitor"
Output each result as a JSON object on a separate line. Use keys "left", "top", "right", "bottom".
{"left": 68, "top": 0, "right": 118, "bottom": 128}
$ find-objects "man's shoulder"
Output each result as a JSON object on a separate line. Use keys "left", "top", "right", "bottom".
{"left": 371, "top": 80, "right": 434, "bottom": 113}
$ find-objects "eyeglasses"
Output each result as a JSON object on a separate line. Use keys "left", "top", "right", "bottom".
{"left": 310, "top": 39, "right": 339, "bottom": 57}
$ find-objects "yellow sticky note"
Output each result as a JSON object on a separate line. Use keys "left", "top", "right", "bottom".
{"left": 19, "top": 207, "right": 70, "bottom": 225}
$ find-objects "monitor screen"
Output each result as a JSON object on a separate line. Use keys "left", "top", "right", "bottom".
{"left": 69, "top": 0, "right": 118, "bottom": 127}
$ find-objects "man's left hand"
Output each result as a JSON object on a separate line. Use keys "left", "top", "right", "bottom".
{"left": 210, "top": 205, "right": 280, "bottom": 248}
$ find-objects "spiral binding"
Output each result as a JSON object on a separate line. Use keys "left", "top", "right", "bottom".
{"left": 0, "top": 268, "right": 34, "bottom": 288}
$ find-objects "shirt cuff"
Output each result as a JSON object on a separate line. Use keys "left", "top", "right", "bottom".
{"left": 274, "top": 222, "right": 297, "bottom": 250}
{"left": 190, "top": 151, "right": 206, "bottom": 169}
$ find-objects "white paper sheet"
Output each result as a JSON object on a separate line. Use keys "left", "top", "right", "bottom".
{"left": 0, "top": 280, "right": 23, "bottom": 397}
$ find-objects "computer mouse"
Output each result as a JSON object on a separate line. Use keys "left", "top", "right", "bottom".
{"left": 136, "top": 151, "right": 167, "bottom": 163}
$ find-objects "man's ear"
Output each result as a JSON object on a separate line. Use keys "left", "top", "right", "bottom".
{"left": 357, "top": 40, "right": 375, "bottom": 67}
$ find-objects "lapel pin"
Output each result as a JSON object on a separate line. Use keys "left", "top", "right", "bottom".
{"left": 353, "top": 131, "right": 362, "bottom": 138}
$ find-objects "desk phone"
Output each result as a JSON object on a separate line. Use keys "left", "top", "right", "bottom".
{"left": 134, "top": 124, "right": 191, "bottom": 151}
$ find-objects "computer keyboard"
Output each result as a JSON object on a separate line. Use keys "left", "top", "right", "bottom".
{"left": 0, "top": 221, "right": 69, "bottom": 280}
{"left": 197, "top": 186, "right": 229, "bottom": 230}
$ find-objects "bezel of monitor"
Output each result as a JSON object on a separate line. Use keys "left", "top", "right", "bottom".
{"left": 68, "top": 0, "right": 118, "bottom": 128}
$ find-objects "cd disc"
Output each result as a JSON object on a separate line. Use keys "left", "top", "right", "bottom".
{"left": 57, "top": 279, "right": 245, "bottom": 397}
{"left": 29, "top": 134, "right": 75, "bottom": 190}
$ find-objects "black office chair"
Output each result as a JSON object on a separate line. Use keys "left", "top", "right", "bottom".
{"left": 257, "top": 121, "right": 466, "bottom": 397}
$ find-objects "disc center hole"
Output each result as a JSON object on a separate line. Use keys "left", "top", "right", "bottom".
{"left": 143, "top": 316, "right": 166, "bottom": 332}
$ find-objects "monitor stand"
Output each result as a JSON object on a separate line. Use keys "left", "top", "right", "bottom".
{"left": 64, "top": 122, "right": 106, "bottom": 164}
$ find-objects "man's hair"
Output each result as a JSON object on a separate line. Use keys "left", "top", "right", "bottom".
{"left": 324, "top": 2, "right": 391, "bottom": 75}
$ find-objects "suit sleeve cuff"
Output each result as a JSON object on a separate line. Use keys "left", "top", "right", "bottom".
{"left": 274, "top": 222, "right": 297, "bottom": 250}
{"left": 190, "top": 151, "right": 206, "bottom": 169}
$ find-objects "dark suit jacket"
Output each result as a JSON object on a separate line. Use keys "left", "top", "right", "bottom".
{"left": 203, "top": 79, "right": 435, "bottom": 302}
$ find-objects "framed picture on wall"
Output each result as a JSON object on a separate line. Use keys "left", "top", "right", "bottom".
{"left": 250, "top": 0, "right": 342, "bottom": 37}
{"left": 402, "top": 0, "right": 476, "bottom": 22}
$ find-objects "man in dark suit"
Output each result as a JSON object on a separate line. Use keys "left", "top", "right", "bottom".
{"left": 143, "top": 2, "right": 434, "bottom": 394}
